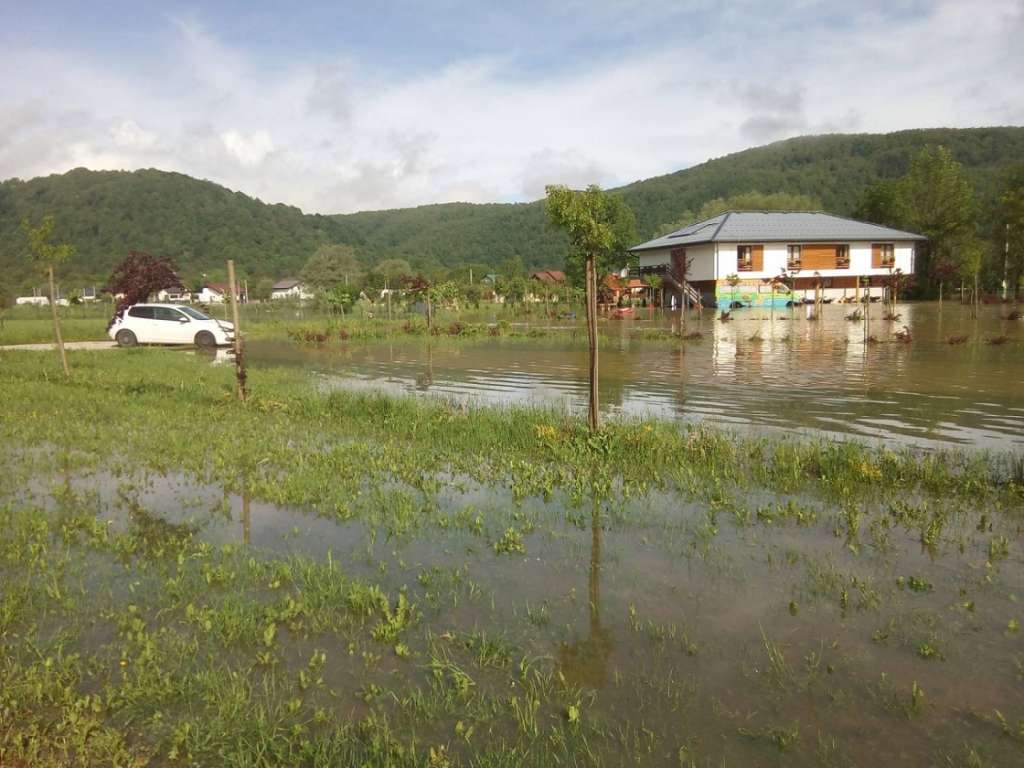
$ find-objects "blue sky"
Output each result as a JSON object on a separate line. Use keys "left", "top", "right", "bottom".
{"left": 1, "top": 1, "right": 1022, "bottom": 213}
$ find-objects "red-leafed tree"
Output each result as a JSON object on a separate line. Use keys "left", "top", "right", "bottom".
{"left": 105, "top": 251, "right": 181, "bottom": 329}
{"left": 402, "top": 274, "right": 433, "bottom": 329}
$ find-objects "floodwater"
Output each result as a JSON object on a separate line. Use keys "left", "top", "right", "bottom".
{"left": 10, "top": 459, "right": 1024, "bottom": 767}
{"left": 248, "top": 302, "right": 1024, "bottom": 451}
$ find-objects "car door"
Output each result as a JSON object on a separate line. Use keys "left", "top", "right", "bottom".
{"left": 152, "top": 306, "right": 191, "bottom": 343}
{"left": 127, "top": 306, "right": 159, "bottom": 342}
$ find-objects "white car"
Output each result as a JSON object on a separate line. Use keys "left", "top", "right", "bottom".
{"left": 109, "top": 304, "right": 234, "bottom": 348}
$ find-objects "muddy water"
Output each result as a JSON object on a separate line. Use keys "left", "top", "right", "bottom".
{"left": 15, "top": 461, "right": 1023, "bottom": 767}
{"left": 248, "top": 302, "right": 1024, "bottom": 451}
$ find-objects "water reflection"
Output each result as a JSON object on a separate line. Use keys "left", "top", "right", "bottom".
{"left": 558, "top": 501, "right": 614, "bottom": 688}
{"left": 247, "top": 303, "right": 1023, "bottom": 450}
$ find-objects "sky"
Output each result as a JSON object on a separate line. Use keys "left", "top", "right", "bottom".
{"left": 1, "top": 0, "right": 1022, "bottom": 214}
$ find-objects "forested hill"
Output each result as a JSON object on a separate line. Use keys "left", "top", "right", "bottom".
{"left": 2, "top": 126, "right": 1022, "bottom": 291}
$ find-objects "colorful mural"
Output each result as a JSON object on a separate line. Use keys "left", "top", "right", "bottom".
{"left": 714, "top": 282, "right": 792, "bottom": 309}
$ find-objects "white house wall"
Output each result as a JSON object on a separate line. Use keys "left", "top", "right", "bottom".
{"left": 713, "top": 240, "right": 915, "bottom": 279}
{"left": 638, "top": 244, "right": 716, "bottom": 280}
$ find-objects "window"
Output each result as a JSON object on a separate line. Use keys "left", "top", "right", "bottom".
{"left": 179, "top": 307, "right": 211, "bottom": 320}
{"left": 787, "top": 245, "right": 802, "bottom": 270}
{"left": 872, "top": 243, "right": 895, "bottom": 268}
{"left": 738, "top": 245, "right": 753, "bottom": 271}
{"left": 153, "top": 307, "right": 185, "bottom": 322}
{"left": 128, "top": 306, "right": 155, "bottom": 319}
{"left": 836, "top": 245, "right": 850, "bottom": 269}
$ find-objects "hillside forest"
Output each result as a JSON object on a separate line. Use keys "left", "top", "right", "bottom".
{"left": 1, "top": 126, "right": 1022, "bottom": 301}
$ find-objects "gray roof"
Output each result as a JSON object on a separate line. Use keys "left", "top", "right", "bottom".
{"left": 631, "top": 211, "right": 926, "bottom": 252}
{"left": 272, "top": 278, "right": 302, "bottom": 290}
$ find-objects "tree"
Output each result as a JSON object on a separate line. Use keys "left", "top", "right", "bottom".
{"left": 643, "top": 274, "right": 663, "bottom": 308}
{"left": 994, "top": 163, "right": 1024, "bottom": 299}
{"left": 402, "top": 275, "right": 433, "bottom": 328}
{"left": 463, "top": 282, "right": 482, "bottom": 308}
{"left": 21, "top": 215, "right": 74, "bottom": 377}
{"left": 932, "top": 259, "right": 959, "bottom": 306}
{"left": 853, "top": 180, "right": 905, "bottom": 228}
{"left": 545, "top": 185, "right": 637, "bottom": 432}
{"left": 367, "top": 258, "right": 412, "bottom": 290}
{"left": 250, "top": 277, "right": 275, "bottom": 302}
{"left": 105, "top": 251, "right": 181, "bottom": 328}
{"left": 960, "top": 237, "right": 986, "bottom": 318}
{"left": 496, "top": 275, "right": 527, "bottom": 308}
{"left": 301, "top": 244, "right": 363, "bottom": 292}
{"left": 900, "top": 146, "right": 974, "bottom": 294}
{"left": 324, "top": 284, "right": 354, "bottom": 316}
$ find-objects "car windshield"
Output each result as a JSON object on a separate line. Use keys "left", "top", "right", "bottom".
{"left": 179, "top": 307, "right": 211, "bottom": 320}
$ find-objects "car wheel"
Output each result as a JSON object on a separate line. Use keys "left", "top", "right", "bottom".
{"left": 194, "top": 330, "right": 217, "bottom": 348}
{"left": 115, "top": 329, "right": 138, "bottom": 347}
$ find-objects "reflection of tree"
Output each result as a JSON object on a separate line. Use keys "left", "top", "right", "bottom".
{"left": 557, "top": 500, "right": 614, "bottom": 687}
{"left": 125, "top": 501, "right": 197, "bottom": 556}
{"left": 415, "top": 342, "right": 434, "bottom": 390}
{"left": 241, "top": 489, "right": 251, "bottom": 546}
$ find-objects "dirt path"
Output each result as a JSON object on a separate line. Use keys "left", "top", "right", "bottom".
{"left": 0, "top": 340, "right": 117, "bottom": 351}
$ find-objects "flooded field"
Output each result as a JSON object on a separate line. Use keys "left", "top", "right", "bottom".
{"left": 247, "top": 302, "right": 1024, "bottom": 451}
{"left": 4, "top": 445, "right": 1022, "bottom": 767}
{"left": 1, "top": 339, "right": 1021, "bottom": 766}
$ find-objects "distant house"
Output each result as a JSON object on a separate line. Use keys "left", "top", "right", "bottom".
{"left": 196, "top": 283, "right": 246, "bottom": 304}
{"left": 156, "top": 283, "right": 192, "bottom": 303}
{"left": 630, "top": 210, "right": 925, "bottom": 309}
{"left": 530, "top": 270, "right": 566, "bottom": 284}
{"left": 15, "top": 295, "right": 49, "bottom": 306}
{"left": 601, "top": 274, "right": 646, "bottom": 304}
{"left": 270, "top": 278, "right": 314, "bottom": 301}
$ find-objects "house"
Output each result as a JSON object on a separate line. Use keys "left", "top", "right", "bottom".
{"left": 629, "top": 211, "right": 925, "bottom": 309}
{"left": 530, "top": 270, "right": 566, "bottom": 284}
{"left": 15, "top": 295, "right": 49, "bottom": 306}
{"left": 156, "top": 283, "right": 193, "bottom": 302}
{"left": 196, "top": 283, "right": 245, "bottom": 304}
{"left": 600, "top": 274, "right": 647, "bottom": 305}
{"left": 270, "top": 278, "right": 314, "bottom": 301}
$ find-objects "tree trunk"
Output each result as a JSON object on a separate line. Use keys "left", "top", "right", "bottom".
{"left": 585, "top": 255, "right": 600, "bottom": 432}
{"left": 48, "top": 266, "right": 70, "bottom": 378}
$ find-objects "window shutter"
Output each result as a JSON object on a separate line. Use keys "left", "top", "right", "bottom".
{"left": 752, "top": 245, "right": 764, "bottom": 271}
{"left": 872, "top": 244, "right": 882, "bottom": 268}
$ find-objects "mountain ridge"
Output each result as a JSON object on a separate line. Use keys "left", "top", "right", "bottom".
{"left": 2, "top": 126, "right": 1021, "bottom": 292}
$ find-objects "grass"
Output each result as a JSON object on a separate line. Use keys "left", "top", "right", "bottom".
{"left": 0, "top": 348, "right": 1022, "bottom": 766}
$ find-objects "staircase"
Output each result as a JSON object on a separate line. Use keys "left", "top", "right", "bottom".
{"left": 654, "top": 267, "right": 703, "bottom": 308}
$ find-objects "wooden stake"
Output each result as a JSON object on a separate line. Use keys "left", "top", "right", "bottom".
{"left": 585, "top": 255, "right": 600, "bottom": 432}
{"left": 227, "top": 260, "right": 247, "bottom": 402}
{"left": 48, "top": 266, "right": 70, "bottom": 378}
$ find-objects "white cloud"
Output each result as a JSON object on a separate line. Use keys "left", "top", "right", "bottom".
{"left": 0, "top": 1, "right": 1020, "bottom": 213}
{"left": 220, "top": 130, "right": 274, "bottom": 168}
{"left": 111, "top": 120, "right": 158, "bottom": 151}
